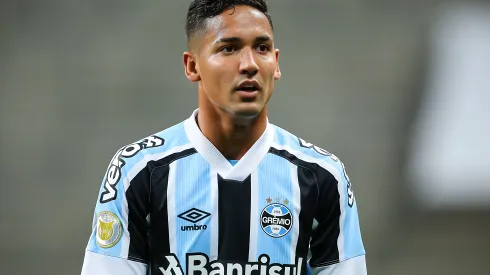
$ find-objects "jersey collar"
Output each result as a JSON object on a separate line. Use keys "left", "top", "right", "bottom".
{"left": 184, "top": 108, "right": 274, "bottom": 181}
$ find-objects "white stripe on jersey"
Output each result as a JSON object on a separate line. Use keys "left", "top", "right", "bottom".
{"left": 248, "top": 169, "right": 260, "bottom": 261}
{"left": 168, "top": 161, "right": 178, "bottom": 255}
{"left": 311, "top": 255, "right": 367, "bottom": 275}
{"left": 271, "top": 144, "right": 347, "bottom": 262}
{"left": 119, "top": 143, "right": 194, "bottom": 258}
{"left": 81, "top": 250, "right": 147, "bottom": 275}
{"left": 209, "top": 168, "right": 219, "bottom": 261}
{"left": 290, "top": 163, "right": 301, "bottom": 264}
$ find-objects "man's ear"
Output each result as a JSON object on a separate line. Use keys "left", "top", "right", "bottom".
{"left": 274, "top": 49, "right": 281, "bottom": 80}
{"left": 183, "top": 51, "right": 201, "bottom": 82}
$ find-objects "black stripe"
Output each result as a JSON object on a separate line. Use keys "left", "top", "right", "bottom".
{"left": 309, "top": 165, "right": 340, "bottom": 266}
{"left": 151, "top": 148, "right": 198, "bottom": 169}
{"left": 268, "top": 147, "right": 317, "bottom": 171}
{"left": 269, "top": 147, "right": 340, "bottom": 266}
{"left": 127, "top": 147, "right": 196, "bottom": 274}
{"left": 296, "top": 167, "right": 318, "bottom": 260}
{"left": 217, "top": 174, "right": 251, "bottom": 261}
{"left": 126, "top": 168, "right": 152, "bottom": 263}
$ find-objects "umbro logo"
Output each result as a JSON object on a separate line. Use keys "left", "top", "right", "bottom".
{"left": 178, "top": 208, "right": 210, "bottom": 231}
{"left": 178, "top": 208, "right": 211, "bottom": 223}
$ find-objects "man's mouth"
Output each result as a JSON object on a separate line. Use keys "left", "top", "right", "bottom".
{"left": 236, "top": 86, "right": 259, "bottom": 92}
{"left": 236, "top": 80, "right": 260, "bottom": 93}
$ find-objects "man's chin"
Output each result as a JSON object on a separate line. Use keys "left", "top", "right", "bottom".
{"left": 225, "top": 104, "right": 264, "bottom": 122}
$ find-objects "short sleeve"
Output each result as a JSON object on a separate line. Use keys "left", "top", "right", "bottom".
{"left": 309, "top": 159, "right": 367, "bottom": 275}
{"left": 81, "top": 144, "right": 153, "bottom": 275}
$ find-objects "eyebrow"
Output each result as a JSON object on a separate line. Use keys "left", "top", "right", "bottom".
{"left": 215, "top": 35, "right": 272, "bottom": 44}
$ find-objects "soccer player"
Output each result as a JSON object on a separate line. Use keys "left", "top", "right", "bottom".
{"left": 80, "top": 0, "right": 367, "bottom": 274}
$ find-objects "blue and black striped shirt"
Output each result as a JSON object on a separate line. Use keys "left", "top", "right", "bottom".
{"left": 81, "top": 109, "right": 366, "bottom": 275}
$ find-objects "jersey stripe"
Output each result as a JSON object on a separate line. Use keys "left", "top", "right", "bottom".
{"left": 174, "top": 154, "right": 212, "bottom": 270}
{"left": 126, "top": 168, "right": 151, "bottom": 263}
{"left": 296, "top": 166, "right": 318, "bottom": 260}
{"left": 309, "top": 255, "right": 367, "bottom": 274}
{"left": 248, "top": 170, "right": 260, "bottom": 261}
{"left": 256, "top": 153, "right": 294, "bottom": 264}
{"left": 167, "top": 161, "right": 178, "bottom": 257}
{"left": 81, "top": 250, "right": 147, "bottom": 275}
{"left": 340, "top": 193, "right": 364, "bottom": 260}
{"left": 148, "top": 163, "right": 170, "bottom": 274}
{"left": 217, "top": 174, "right": 251, "bottom": 261}
{"left": 289, "top": 162, "right": 301, "bottom": 265}
{"left": 310, "top": 166, "right": 341, "bottom": 265}
{"left": 209, "top": 168, "right": 219, "bottom": 261}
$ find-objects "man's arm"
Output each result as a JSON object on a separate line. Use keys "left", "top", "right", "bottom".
{"left": 309, "top": 159, "right": 367, "bottom": 275}
{"left": 81, "top": 145, "right": 152, "bottom": 275}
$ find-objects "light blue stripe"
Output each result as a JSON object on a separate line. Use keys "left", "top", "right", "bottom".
{"left": 341, "top": 179, "right": 365, "bottom": 259}
{"left": 256, "top": 153, "right": 294, "bottom": 264}
{"left": 174, "top": 154, "right": 211, "bottom": 269}
{"left": 90, "top": 165, "right": 127, "bottom": 256}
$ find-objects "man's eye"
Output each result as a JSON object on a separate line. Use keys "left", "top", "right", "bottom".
{"left": 221, "top": 46, "right": 235, "bottom": 53}
{"left": 257, "top": 44, "right": 269, "bottom": 52}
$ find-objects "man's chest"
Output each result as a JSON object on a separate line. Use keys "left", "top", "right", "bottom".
{"left": 147, "top": 154, "right": 319, "bottom": 271}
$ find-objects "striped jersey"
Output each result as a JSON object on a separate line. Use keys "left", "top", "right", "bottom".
{"left": 81, "top": 109, "right": 367, "bottom": 275}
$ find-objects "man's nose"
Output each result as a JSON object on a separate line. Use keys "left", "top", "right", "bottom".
{"left": 239, "top": 48, "right": 259, "bottom": 77}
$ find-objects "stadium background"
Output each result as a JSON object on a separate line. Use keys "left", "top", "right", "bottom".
{"left": 1, "top": 0, "right": 489, "bottom": 274}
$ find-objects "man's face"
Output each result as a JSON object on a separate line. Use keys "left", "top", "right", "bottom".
{"left": 186, "top": 5, "right": 281, "bottom": 119}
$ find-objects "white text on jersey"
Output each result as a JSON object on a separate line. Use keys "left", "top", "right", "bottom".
{"left": 160, "top": 254, "right": 304, "bottom": 275}
{"left": 99, "top": 136, "right": 164, "bottom": 203}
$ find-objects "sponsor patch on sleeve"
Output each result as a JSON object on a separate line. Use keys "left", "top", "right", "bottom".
{"left": 96, "top": 211, "right": 122, "bottom": 248}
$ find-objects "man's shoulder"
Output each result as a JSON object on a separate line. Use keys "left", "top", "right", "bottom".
{"left": 97, "top": 121, "right": 192, "bottom": 204}
{"left": 107, "top": 120, "right": 192, "bottom": 169}
{"left": 271, "top": 124, "right": 339, "bottom": 162}
{"left": 270, "top": 124, "right": 348, "bottom": 180}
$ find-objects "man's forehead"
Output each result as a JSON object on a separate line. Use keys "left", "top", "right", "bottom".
{"left": 204, "top": 6, "right": 273, "bottom": 41}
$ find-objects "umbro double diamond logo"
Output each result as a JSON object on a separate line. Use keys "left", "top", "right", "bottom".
{"left": 178, "top": 208, "right": 211, "bottom": 231}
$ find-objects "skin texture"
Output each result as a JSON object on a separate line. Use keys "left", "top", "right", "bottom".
{"left": 183, "top": 5, "right": 281, "bottom": 160}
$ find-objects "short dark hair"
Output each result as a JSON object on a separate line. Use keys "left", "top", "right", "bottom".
{"left": 186, "top": 0, "right": 273, "bottom": 46}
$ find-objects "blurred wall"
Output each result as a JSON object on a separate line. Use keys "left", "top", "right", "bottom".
{"left": 1, "top": 1, "right": 488, "bottom": 274}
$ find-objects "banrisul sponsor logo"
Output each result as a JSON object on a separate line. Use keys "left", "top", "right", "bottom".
{"left": 159, "top": 254, "right": 304, "bottom": 275}
{"left": 99, "top": 136, "right": 164, "bottom": 203}
{"left": 178, "top": 208, "right": 211, "bottom": 231}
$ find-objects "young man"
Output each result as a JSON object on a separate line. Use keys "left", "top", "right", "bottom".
{"left": 81, "top": 1, "right": 367, "bottom": 274}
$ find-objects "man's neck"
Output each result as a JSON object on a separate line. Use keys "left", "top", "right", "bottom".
{"left": 196, "top": 106, "right": 268, "bottom": 161}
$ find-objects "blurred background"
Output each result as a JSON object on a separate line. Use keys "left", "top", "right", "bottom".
{"left": 1, "top": 0, "right": 489, "bottom": 274}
